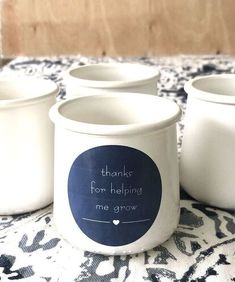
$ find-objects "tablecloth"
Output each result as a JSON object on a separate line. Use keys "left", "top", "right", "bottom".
{"left": 0, "top": 55, "right": 235, "bottom": 282}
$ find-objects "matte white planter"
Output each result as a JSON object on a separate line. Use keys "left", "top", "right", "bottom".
{"left": 180, "top": 74, "right": 235, "bottom": 209}
{"left": 50, "top": 93, "right": 181, "bottom": 255}
{"left": 0, "top": 77, "right": 58, "bottom": 214}
{"left": 65, "top": 63, "right": 160, "bottom": 97}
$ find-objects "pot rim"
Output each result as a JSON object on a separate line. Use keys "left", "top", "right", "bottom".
{"left": 0, "top": 77, "right": 59, "bottom": 108}
{"left": 49, "top": 93, "right": 181, "bottom": 136}
{"left": 65, "top": 63, "right": 160, "bottom": 89}
{"left": 184, "top": 74, "right": 235, "bottom": 104}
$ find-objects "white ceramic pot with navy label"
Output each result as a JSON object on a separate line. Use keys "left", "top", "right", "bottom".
{"left": 0, "top": 77, "right": 58, "bottom": 215}
{"left": 65, "top": 63, "right": 160, "bottom": 97}
{"left": 50, "top": 93, "right": 181, "bottom": 255}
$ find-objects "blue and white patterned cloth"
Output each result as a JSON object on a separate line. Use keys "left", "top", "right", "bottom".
{"left": 0, "top": 55, "right": 235, "bottom": 281}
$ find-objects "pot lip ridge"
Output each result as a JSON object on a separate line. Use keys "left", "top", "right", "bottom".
{"left": 49, "top": 93, "right": 181, "bottom": 136}
{"left": 0, "top": 77, "right": 59, "bottom": 108}
{"left": 65, "top": 63, "right": 160, "bottom": 89}
{"left": 184, "top": 74, "right": 235, "bottom": 104}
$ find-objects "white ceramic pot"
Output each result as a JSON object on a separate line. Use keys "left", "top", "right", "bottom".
{"left": 50, "top": 93, "right": 181, "bottom": 255}
{"left": 65, "top": 63, "right": 160, "bottom": 97}
{"left": 180, "top": 74, "right": 235, "bottom": 209}
{"left": 0, "top": 77, "right": 58, "bottom": 215}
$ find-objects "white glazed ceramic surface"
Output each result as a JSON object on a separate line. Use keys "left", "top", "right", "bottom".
{"left": 0, "top": 77, "right": 58, "bottom": 214}
{"left": 180, "top": 74, "right": 235, "bottom": 209}
{"left": 65, "top": 63, "right": 160, "bottom": 97}
{"left": 50, "top": 93, "right": 181, "bottom": 255}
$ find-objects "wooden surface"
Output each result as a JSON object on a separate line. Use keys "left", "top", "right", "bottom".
{"left": 1, "top": 0, "right": 235, "bottom": 57}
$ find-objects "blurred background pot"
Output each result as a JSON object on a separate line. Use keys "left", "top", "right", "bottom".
{"left": 0, "top": 77, "right": 58, "bottom": 214}
{"left": 180, "top": 74, "right": 235, "bottom": 209}
{"left": 65, "top": 63, "right": 160, "bottom": 97}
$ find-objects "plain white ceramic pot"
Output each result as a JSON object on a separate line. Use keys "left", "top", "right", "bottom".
{"left": 65, "top": 63, "right": 160, "bottom": 97}
{"left": 50, "top": 93, "right": 181, "bottom": 255}
{"left": 0, "top": 77, "right": 58, "bottom": 215}
{"left": 180, "top": 74, "right": 235, "bottom": 209}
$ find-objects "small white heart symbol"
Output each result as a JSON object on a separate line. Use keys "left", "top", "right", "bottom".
{"left": 113, "top": 220, "right": 120, "bottom": 225}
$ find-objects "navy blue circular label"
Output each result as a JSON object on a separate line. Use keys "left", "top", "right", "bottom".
{"left": 68, "top": 145, "right": 162, "bottom": 246}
